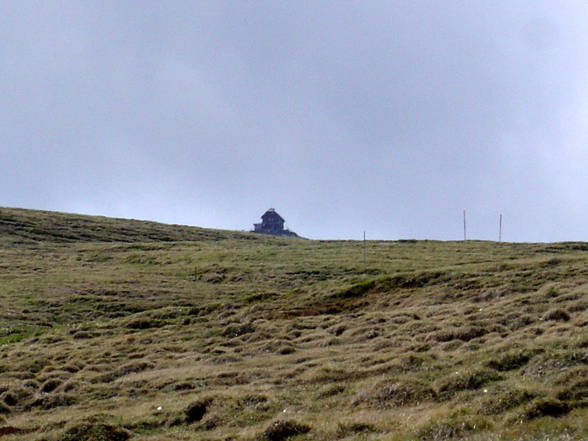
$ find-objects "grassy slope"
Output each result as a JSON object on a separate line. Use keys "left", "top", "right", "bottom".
{"left": 0, "top": 207, "right": 586, "bottom": 441}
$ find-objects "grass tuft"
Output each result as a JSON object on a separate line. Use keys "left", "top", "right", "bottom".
{"left": 29, "top": 393, "right": 77, "bottom": 410}
{"left": 57, "top": 422, "right": 131, "bottom": 441}
{"left": 39, "top": 378, "right": 63, "bottom": 393}
{"left": 416, "top": 414, "right": 492, "bottom": 440}
{"left": 485, "top": 348, "right": 536, "bottom": 371}
{"left": 261, "top": 420, "right": 311, "bottom": 441}
{"left": 353, "top": 377, "right": 435, "bottom": 408}
{"left": 436, "top": 368, "right": 503, "bottom": 398}
{"left": 521, "top": 398, "right": 570, "bottom": 420}
{"left": 543, "top": 308, "right": 571, "bottom": 322}
{"left": 475, "top": 386, "right": 539, "bottom": 415}
{"left": 336, "top": 421, "right": 378, "bottom": 436}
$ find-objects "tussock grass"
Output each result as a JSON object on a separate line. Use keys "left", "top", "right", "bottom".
{"left": 475, "top": 385, "right": 540, "bottom": 416}
{"left": 56, "top": 421, "right": 131, "bottom": 441}
{"left": 416, "top": 413, "right": 492, "bottom": 440}
{"left": 353, "top": 376, "right": 436, "bottom": 408}
{"left": 520, "top": 397, "right": 570, "bottom": 420}
{"left": 261, "top": 420, "right": 311, "bottom": 441}
{"left": 0, "top": 207, "right": 586, "bottom": 440}
{"left": 485, "top": 348, "right": 538, "bottom": 371}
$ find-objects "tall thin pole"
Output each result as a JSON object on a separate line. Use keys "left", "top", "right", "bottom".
{"left": 363, "top": 231, "right": 366, "bottom": 264}
{"left": 463, "top": 210, "right": 467, "bottom": 241}
{"left": 499, "top": 214, "right": 502, "bottom": 242}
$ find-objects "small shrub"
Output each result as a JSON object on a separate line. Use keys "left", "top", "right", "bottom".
{"left": 521, "top": 398, "right": 569, "bottom": 420}
{"left": 185, "top": 398, "right": 212, "bottom": 423}
{"left": 262, "top": 420, "right": 311, "bottom": 441}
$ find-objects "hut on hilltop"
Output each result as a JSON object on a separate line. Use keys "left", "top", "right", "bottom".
{"left": 253, "top": 209, "right": 298, "bottom": 237}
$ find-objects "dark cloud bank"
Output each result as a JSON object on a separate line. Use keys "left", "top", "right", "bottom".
{"left": 1, "top": 1, "right": 586, "bottom": 241}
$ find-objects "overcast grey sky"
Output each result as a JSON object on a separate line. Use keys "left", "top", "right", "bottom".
{"left": 1, "top": 1, "right": 587, "bottom": 241}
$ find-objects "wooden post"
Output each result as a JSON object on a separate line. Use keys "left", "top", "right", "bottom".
{"left": 499, "top": 214, "right": 502, "bottom": 242}
{"left": 363, "top": 231, "right": 366, "bottom": 264}
{"left": 463, "top": 210, "right": 467, "bottom": 241}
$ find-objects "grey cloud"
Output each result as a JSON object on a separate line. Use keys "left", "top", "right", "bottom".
{"left": 1, "top": 1, "right": 586, "bottom": 240}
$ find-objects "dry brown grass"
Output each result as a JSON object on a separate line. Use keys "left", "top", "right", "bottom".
{"left": 0, "top": 207, "right": 586, "bottom": 440}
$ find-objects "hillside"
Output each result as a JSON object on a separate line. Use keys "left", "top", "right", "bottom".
{"left": 0, "top": 207, "right": 586, "bottom": 441}
{"left": 0, "top": 207, "right": 251, "bottom": 244}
